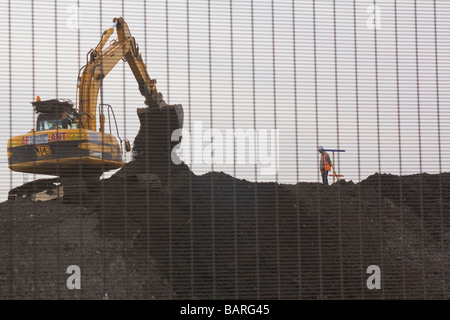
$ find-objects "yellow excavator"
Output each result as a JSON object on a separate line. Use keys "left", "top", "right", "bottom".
{"left": 7, "top": 17, "right": 183, "bottom": 200}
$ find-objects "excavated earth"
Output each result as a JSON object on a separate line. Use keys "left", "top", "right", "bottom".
{"left": 0, "top": 108, "right": 448, "bottom": 300}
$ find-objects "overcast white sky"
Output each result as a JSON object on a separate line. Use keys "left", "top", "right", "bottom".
{"left": 0, "top": 0, "right": 449, "bottom": 200}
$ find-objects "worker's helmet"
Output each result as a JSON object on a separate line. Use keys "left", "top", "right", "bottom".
{"left": 318, "top": 145, "right": 324, "bottom": 151}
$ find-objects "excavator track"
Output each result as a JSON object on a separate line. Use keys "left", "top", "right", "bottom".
{"left": 60, "top": 172, "right": 100, "bottom": 203}
{"left": 60, "top": 177, "right": 88, "bottom": 203}
{"left": 8, "top": 178, "right": 61, "bottom": 201}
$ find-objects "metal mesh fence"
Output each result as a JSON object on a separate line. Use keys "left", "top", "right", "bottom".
{"left": 0, "top": 0, "right": 448, "bottom": 301}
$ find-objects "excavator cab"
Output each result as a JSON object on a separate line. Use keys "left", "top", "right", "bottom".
{"left": 7, "top": 97, "right": 125, "bottom": 177}
{"left": 36, "top": 111, "right": 78, "bottom": 131}
{"left": 34, "top": 99, "right": 78, "bottom": 131}
{"left": 36, "top": 115, "right": 64, "bottom": 131}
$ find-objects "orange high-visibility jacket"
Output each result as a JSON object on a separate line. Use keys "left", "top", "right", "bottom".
{"left": 320, "top": 152, "right": 332, "bottom": 171}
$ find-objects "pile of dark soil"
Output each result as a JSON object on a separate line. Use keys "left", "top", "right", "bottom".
{"left": 0, "top": 107, "right": 448, "bottom": 299}
{"left": 0, "top": 198, "right": 174, "bottom": 299}
{"left": 93, "top": 109, "right": 449, "bottom": 299}
{"left": 94, "top": 167, "right": 449, "bottom": 299}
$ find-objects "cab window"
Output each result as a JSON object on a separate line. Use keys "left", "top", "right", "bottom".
{"left": 37, "top": 118, "right": 62, "bottom": 131}
{"left": 36, "top": 114, "right": 77, "bottom": 131}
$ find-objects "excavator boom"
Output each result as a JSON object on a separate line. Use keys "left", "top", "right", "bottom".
{"left": 78, "top": 17, "right": 168, "bottom": 131}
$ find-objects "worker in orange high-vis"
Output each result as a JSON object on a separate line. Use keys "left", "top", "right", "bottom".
{"left": 318, "top": 146, "right": 332, "bottom": 185}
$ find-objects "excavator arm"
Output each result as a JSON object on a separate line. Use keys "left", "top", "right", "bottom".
{"left": 77, "top": 17, "right": 165, "bottom": 131}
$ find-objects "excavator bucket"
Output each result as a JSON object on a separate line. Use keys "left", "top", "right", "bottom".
{"left": 133, "top": 103, "right": 183, "bottom": 180}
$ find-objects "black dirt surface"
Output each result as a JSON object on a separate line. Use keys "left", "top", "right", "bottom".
{"left": 0, "top": 107, "right": 448, "bottom": 299}
{"left": 93, "top": 168, "right": 449, "bottom": 300}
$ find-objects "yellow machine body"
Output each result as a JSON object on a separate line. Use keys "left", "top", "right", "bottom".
{"left": 8, "top": 128, "right": 124, "bottom": 176}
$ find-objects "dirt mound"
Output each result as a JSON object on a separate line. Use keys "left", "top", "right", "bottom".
{"left": 93, "top": 166, "right": 448, "bottom": 299}
{"left": 0, "top": 108, "right": 448, "bottom": 299}
{"left": 92, "top": 108, "right": 449, "bottom": 299}
{"left": 0, "top": 198, "right": 174, "bottom": 299}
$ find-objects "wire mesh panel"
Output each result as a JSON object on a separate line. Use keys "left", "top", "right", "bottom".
{"left": 0, "top": 0, "right": 448, "bottom": 302}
